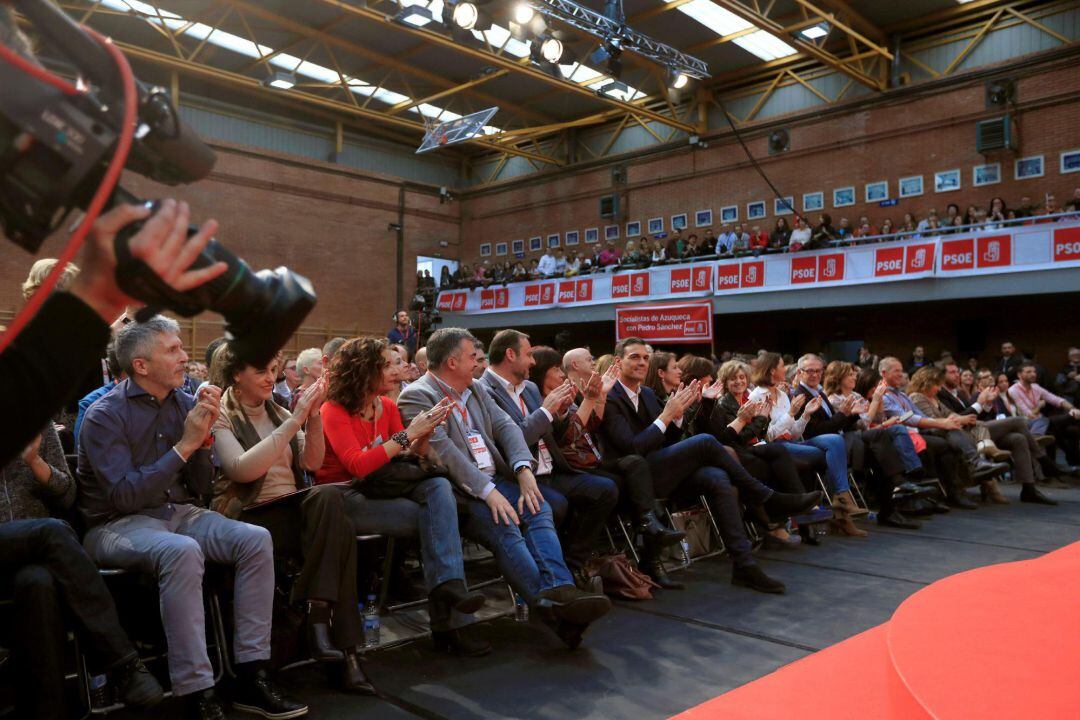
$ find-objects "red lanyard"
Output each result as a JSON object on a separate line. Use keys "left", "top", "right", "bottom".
{"left": 431, "top": 373, "right": 469, "bottom": 425}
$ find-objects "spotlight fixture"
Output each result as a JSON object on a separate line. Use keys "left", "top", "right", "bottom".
{"left": 395, "top": 4, "right": 434, "bottom": 27}
{"left": 667, "top": 66, "right": 689, "bottom": 90}
{"left": 540, "top": 36, "right": 564, "bottom": 64}
{"left": 513, "top": 2, "right": 535, "bottom": 25}
{"left": 589, "top": 39, "right": 623, "bottom": 79}
{"left": 262, "top": 70, "right": 296, "bottom": 89}
{"left": 596, "top": 79, "right": 628, "bottom": 98}
{"left": 445, "top": 0, "right": 492, "bottom": 31}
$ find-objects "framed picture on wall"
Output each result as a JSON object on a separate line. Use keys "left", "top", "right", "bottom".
{"left": 671, "top": 213, "right": 688, "bottom": 231}
{"left": 529, "top": 236, "right": 542, "bottom": 251}
{"left": 1061, "top": 149, "right": 1080, "bottom": 175}
{"left": 695, "top": 209, "right": 713, "bottom": 228}
{"left": 547, "top": 233, "right": 560, "bottom": 248}
{"left": 865, "top": 181, "right": 888, "bottom": 203}
{"left": 647, "top": 217, "right": 664, "bottom": 234}
{"left": 584, "top": 227, "right": 599, "bottom": 243}
{"left": 625, "top": 220, "right": 641, "bottom": 237}
{"left": 720, "top": 206, "right": 738, "bottom": 223}
{"left": 774, "top": 196, "right": 795, "bottom": 215}
{"left": 747, "top": 201, "right": 767, "bottom": 219}
{"left": 496, "top": 242, "right": 508, "bottom": 256}
{"left": 899, "top": 175, "right": 924, "bottom": 198}
{"left": 973, "top": 163, "right": 1001, "bottom": 187}
{"left": 833, "top": 187, "right": 855, "bottom": 208}
{"left": 480, "top": 243, "right": 492, "bottom": 257}
{"left": 564, "top": 230, "right": 579, "bottom": 246}
{"left": 605, "top": 224, "right": 620, "bottom": 240}
{"left": 802, "top": 192, "right": 824, "bottom": 212}
{"left": 512, "top": 239, "right": 525, "bottom": 255}
{"left": 934, "top": 169, "right": 960, "bottom": 193}
{"left": 1015, "top": 155, "right": 1045, "bottom": 180}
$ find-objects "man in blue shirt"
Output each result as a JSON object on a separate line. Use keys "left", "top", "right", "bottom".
{"left": 387, "top": 309, "right": 418, "bottom": 359}
{"left": 74, "top": 343, "right": 123, "bottom": 452}
{"left": 77, "top": 317, "right": 305, "bottom": 720}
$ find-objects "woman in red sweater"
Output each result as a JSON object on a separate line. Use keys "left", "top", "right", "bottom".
{"left": 316, "top": 338, "right": 490, "bottom": 656}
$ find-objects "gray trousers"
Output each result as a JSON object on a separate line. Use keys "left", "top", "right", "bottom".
{"left": 84, "top": 504, "right": 274, "bottom": 696}
{"left": 983, "top": 417, "right": 1044, "bottom": 484}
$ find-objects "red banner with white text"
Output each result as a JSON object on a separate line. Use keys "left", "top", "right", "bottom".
{"left": 615, "top": 301, "right": 714, "bottom": 344}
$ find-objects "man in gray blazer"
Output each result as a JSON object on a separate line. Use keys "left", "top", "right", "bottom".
{"left": 398, "top": 328, "right": 611, "bottom": 649}
{"left": 480, "top": 330, "right": 618, "bottom": 584}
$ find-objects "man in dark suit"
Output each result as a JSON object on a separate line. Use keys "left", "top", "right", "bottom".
{"left": 599, "top": 337, "right": 821, "bottom": 594}
{"left": 480, "top": 330, "right": 618, "bottom": 586}
{"left": 398, "top": 328, "right": 610, "bottom": 649}
{"left": 997, "top": 341, "right": 1024, "bottom": 382}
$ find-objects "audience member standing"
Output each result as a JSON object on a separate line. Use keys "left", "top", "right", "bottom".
{"left": 388, "top": 310, "right": 419, "bottom": 360}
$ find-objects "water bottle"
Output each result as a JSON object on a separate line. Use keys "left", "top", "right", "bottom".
{"left": 514, "top": 592, "right": 529, "bottom": 622}
{"left": 680, "top": 538, "right": 692, "bottom": 567}
{"left": 362, "top": 594, "right": 380, "bottom": 648}
{"left": 866, "top": 510, "right": 877, "bottom": 522}
{"left": 89, "top": 673, "right": 110, "bottom": 708}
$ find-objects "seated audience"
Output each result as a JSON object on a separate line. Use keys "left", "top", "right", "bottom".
{"left": 398, "top": 329, "right": 611, "bottom": 649}
{"left": 77, "top": 317, "right": 304, "bottom": 719}
{"left": 294, "top": 346, "right": 324, "bottom": 397}
{"left": 1008, "top": 361, "right": 1080, "bottom": 467}
{"left": 715, "top": 224, "right": 737, "bottom": 255}
{"left": 770, "top": 217, "right": 792, "bottom": 248}
{"left": 75, "top": 341, "right": 124, "bottom": 451}
{"left": 665, "top": 232, "right": 685, "bottom": 261}
{"left": 600, "top": 339, "right": 821, "bottom": 594}
{"left": 808, "top": 214, "right": 836, "bottom": 249}
{"left": 650, "top": 238, "right": 667, "bottom": 264}
{"left": 531, "top": 347, "right": 686, "bottom": 586}
{"left": 316, "top": 338, "right": 490, "bottom": 656}
{"left": 908, "top": 345, "right": 930, "bottom": 375}
{"left": 472, "top": 340, "right": 489, "bottom": 379}
{"left": 479, "top": 331, "right": 618, "bottom": 586}
{"left": 788, "top": 217, "right": 812, "bottom": 250}
{"left": 1054, "top": 347, "right": 1080, "bottom": 406}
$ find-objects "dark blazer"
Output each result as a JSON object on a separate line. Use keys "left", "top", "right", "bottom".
{"left": 599, "top": 382, "right": 681, "bottom": 457}
{"left": 936, "top": 387, "right": 975, "bottom": 416}
{"left": 793, "top": 384, "right": 860, "bottom": 438}
{"left": 997, "top": 354, "right": 1023, "bottom": 381}
{"left": 709, "top": 394, "right": 767, "bottom": 447}
{"left": 478, "top": 371, "right": 575, "bottom": 475}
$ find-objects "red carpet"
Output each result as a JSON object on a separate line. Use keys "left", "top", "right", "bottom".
{"left": 672, "top": 541, "right": 1080, "bottom": 719}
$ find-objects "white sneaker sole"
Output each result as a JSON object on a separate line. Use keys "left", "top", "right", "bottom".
{"left": 232, "top": 702, "right": 309, "bottom": 719}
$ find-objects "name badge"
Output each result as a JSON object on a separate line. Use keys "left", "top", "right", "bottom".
{"left": 536, "top": 439, "right": 554, "bottom": 476}
{"left": 467, "top": 431, "right": 495, "bottom": 473}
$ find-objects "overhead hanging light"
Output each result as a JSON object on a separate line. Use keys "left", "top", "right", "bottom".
{"left": 667, "top": 66, "right": 689, "bottom": 90}
{"left": 262, "top": 70, "right": 296, "bottom": 89}
{"left": 395, "top": 4, "right": 434, "bottom": 27}
{"left": 540, "top": 36, "right": 565, "bottom": 64}
{"left": 452, "top": 2, "right": 479, "bottom": 29}
{"left": 513, "top": 2, "right": 535, "bottom": 25}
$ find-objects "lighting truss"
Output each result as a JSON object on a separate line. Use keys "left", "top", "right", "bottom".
{"left": 527, "top": 0, "right": 711, "bottom": 79}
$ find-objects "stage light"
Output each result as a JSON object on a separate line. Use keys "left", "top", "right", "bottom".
{"left": 396, "top": 4, "right": 434, "bottom": 27}
{"left": 589, "top": 39, "right": 623, "bottom": 79}
{"left": 452, "top": 2, "right": 478, "bottom": 29}
{"left": 800, "top": 23, "right": 829, "bottom": 40}
{"left": 513, "top": 2, "right": 535, "bottom": 25}
{"left": 540, "top": 36, "right": 564, "bottom": 64}
{"left": 668, "top": 67, "right": 689, "bottom": 90}
{"left": 262, "top": 70, "right": 296, "bottom": 89}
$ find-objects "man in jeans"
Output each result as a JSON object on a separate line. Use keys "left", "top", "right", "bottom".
{"left": 398, "top": 328, "right": 610, "bottom": 650}
{"left": 78, "top": 317, "right": 306, "bottom": 720}
{"left": 599, "top": 338, "right": 821, "bottom": 594}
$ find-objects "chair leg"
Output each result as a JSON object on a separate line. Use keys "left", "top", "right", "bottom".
{"left": 377, "top": 537, "right": 396, "bottom": 610}
{"left": 816, "top": 472, "right": 834, "bottom": 505}
{"left": 208, "top": 590, "right": 231, "bottom": 681}
{"left": 698, "top": 495, "right": 727, "bottom": 555}
{"left": 848, "top": 471, "right": 869, "bottom": 509}
{"left": 615, "top": 515, "right": 640, "bottom": 564}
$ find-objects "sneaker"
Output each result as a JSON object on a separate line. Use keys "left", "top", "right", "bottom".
{"left": 114, "top": 657, "right": 164, "bottom": 709}
{"left": 232, "top": 669, "right": 308, "bottom": 719}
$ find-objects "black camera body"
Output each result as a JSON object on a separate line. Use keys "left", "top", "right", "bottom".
{"left": 0, "top": 0, "right": 315, "bottom": 366}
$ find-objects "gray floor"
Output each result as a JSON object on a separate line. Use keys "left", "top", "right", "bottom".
{"left": 119, "top": 483, "right": 1080, "bottom": 720}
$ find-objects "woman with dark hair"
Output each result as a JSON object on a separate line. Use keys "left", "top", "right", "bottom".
{"left": 438, "top": 266, "right": 452, "bottom": 289}
{"left": 317, "top": 338, "right": 489, "bottom": 656}
{"left": 747, "top": 353, "right": 863, "bottom": 535}
{"left": 988, "top": 197, "right": 1007, "bottom": 228}
{"left": 809, "top": 213, "right": 836, "bottom": 249}
{"left": 677, "top": 354, "right": 722, "bottom": 436}
{"left": 644, "top": 351, "right": 680, "bottom": 401}
{"left": 528, "top": 347, "right": 686, "bottom": 587}
{"left": 209, "top": 344, "right": 378, "bottom": 690}
{"left": 770, "top": 217, "right": 792, "bottom": 248}
{"left": 707, "top": 360, "right": 805, "bottom": 548}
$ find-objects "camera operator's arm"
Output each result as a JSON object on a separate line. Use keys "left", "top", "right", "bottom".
{"left": 0, "top": 201, "right": 225, "bottom": 466}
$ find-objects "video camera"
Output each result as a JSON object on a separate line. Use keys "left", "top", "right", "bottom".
{"left": 408, "top": 289, "right": 442, "bottom": 344}
{"left": 0, "top": 0, "right": 315, "bottom": 366}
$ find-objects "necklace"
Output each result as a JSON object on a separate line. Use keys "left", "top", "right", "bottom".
{"left": 359, "top": 397, "right": 379, "bottom": 421}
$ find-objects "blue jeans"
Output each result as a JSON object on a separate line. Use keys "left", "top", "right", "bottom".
{"left": 342, "top": 477, "right": 465, "bottom": 592}
{"left": 539, "top": 472, "right": 619, "bottom": 571}
{"left": 464, "top": 479, "right": 573, "bottom": 603}
{"left": 781, "top": 434, "right": 850, "bottom": 494}
{"left": 884, "top": 425, "right": 922, "bottom": 473}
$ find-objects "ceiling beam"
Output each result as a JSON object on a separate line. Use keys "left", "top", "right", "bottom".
{"left": 810, "top": 0, "right": 887, "bottom": 44}
{"left": 308, "top": 0, "right": 697, "bottom": 134}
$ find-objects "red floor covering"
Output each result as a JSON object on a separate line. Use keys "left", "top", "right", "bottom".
{"left": 672, "top": 541, "right": 1080, "bottom": 720}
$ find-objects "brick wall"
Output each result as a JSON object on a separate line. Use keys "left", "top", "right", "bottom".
{"left": 0, "top": 140, "right": 460, "bottom": 348}
{"left": 458, "top": 56, "right": 1080, "bottom": 265}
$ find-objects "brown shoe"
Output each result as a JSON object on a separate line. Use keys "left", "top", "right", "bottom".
{"left": 980, "top": 479, "right": 1010, "bottom": 505}
{"left": 833, "top": 490, "right": 868, "bottom": 518}
{"left": 830, "top": 513, "right": 869, "bottom": 537}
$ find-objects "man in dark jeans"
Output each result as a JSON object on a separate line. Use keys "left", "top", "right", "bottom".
{"left": 599, "top": 338, "right": 821, "bottom": 594}
{"left": 1, "top": 518, "right": 163, "bottom": 718}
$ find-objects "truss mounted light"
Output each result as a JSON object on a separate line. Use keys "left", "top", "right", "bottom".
{"left": 589, "top": 38, "right": 622, "bottom": 79}
{"left": 513, "top": 2, "right": 535, "bottom": 25}
{"left": 539, "top": 36, "right": 565, "bottom": 64}
{"left": 800, "top": 23, "right": 829, "bottom": 40}
{"left": 262, "top": 70, "right": 296, "bottom": 89}
{"left": 667, "top": 66, "right": 689, "bottom": 90}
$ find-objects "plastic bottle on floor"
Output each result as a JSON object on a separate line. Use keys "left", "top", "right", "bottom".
{"left": 514, "top": 592, "right": 529, "bottom": 622}
{"left": 680, "top": 538, "right": 692, "bottom": 567}
{"left": 362, "top": 594, "right": 380, "bottom": 648}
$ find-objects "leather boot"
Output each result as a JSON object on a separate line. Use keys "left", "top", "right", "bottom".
{"left": 307, "top": 601, "right": 345, "bottom": 662}
{"left": 830, "top": 511, "right": 868, "bottom": 537}
{"left": 1020, "top": 484, "right": 1058, "bottom": 505}
{"left": 640, "top": 558, "right": 685, "bottom": 590}
{"left": 980, "top": 478, "right": 1010, "bottom": 504}
{"left": 638, "top": 510, "right": 685, "bottom": 548}
{"left": 341, "top": 651, "right": 375, "bottom": 694}
{"left": 833, "top": 490, "right": 867, "bottom": 517}
{"left": 429, "top": 579, "right": 486, "bottom": 615}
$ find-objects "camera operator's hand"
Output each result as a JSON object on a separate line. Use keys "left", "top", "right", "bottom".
{"left": 70, "top": 200, "right": 227, "bottom": 322}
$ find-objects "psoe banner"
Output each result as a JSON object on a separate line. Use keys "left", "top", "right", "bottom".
{"left": 615, "top": 300, "right": 713, "bottom": 344}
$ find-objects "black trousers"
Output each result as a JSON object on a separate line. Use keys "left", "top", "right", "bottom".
{"left": 919, "top": 435, "right": 961, "bottom": 494}
{"left": 1046, "top": 414, "right": 1080, "bottom": 465}
{"left": 0, "top": 518, "right": 136, "bottom": 720}
{"left": 735, "top": 444, "right": 803, "bottom": 523}
{"left": 593, "top": 453, "right": 657, "bottom": 518}
{"left": 538, "top": 471, "right": 619, "bottom": 572}
{"left": 242, "top": 485, "right": 361, "bottom": 650}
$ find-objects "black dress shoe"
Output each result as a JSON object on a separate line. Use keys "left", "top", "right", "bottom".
{"left": 114, "top": 657, "right": 164, "bottom": 709}
{"left": 232, "top": 668, "right": 308, "bottom": 719}
{"left": 731, "top": 564, "right": 786, "bottom": 594}
{"left": 640, "top": 560, "right": 686, "bottom": 590}
{"left": 429, "top": 579, "right": 487, "bottom": 615}
{"left": 432, "top": 627, "right": 493, "bottom": 657}
{"left": 764, "top": 491, "right": 824, "bottom": 517}
{"left": 877, "top": 511, "right": 922, "bottom": 529}
{"left": 638, "top": 511, "right": 685, "bottom": 548}
{"left": 185, "top": 689, "right": 227, "bottom": 720}
{"left": 340, "top": 652, "right": 375, "bottom": 694}
{"left": 947, "top": 490, "right": 978, "bottom": 509}
{"left": 535, "top": 585, "right": 612, "bottom": 625}
{"left": 306, "top": 621, "right": 344, "bottom": 662}
{"left": 970, "top": 459, "right": 1010, "bottom": 480}
{"left": 572, "top": 569, "right": 604, "bottom": 595}
{"left": 1020, "top": 484, "right": 1058, "bottom": 505}
{"left": 797, "top": 524, "right": 822, "bottom": 546}
{"left": 551, "top": 619, "right": 586, "bottom": 650}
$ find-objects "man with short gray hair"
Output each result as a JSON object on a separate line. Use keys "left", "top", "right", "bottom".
{"left": 77, "top": 317, "right": 305, "bottom": 719}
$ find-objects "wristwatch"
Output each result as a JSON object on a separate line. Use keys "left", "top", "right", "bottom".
{"left": 391, "top": 430, "right": 410, "bottom": 447}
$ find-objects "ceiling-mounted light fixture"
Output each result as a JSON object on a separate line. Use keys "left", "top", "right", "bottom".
{"left": 540, "top": 36, "right": 565, "bottom": 64}
{"left": 262, "top": 70, "right": 296, "bottom": 89}
{"left": 667, "top": 66, "right": 689, "bottom": 90}
{"left": 395, "top": 4, "right": 434, "bottom": 27}
{"left": 513, "top": 2, "right": 535, "bottom": 25}
{"left": 800, "top": 23, "right": 829, "bottom": 39}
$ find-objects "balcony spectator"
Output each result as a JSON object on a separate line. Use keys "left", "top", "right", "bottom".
{"left": 770, "top": 217, "right": 792, "bottom": 248}
{"left": 716, "top": 224, "right": 737, "bottom": 255}
{"left": 512, "top": 261, "right": 529, "bottom": 282}
{"left": 807, "top": 214, "right": 836, "bottom": 249}
{"left": 650, "top": 238, "right": 667, "bottom": 264}
{"left": 551, "top": 250, "right": 567, "bottom": 277}
{"left": 857, "top": 215, "right": 878, "bottom": 237}
{"left": 703, "top": 228, "right": 716, "bottom": 251}
{"left": 748, "top": 225, "right": 769, "bottom": 253}
{"left": 687, "top": 233, "right": 711, "bottom": 258}
{"left": 853, "top": 221, "right": 874, "bottom": 240}
{"left": 788, "top": 217, "right": 812, "bottom": 250}
{"left": 564, "top": 252, "right": 581, "bottom": 277}
{"left": 900, "top": 213, "right": 918, "bottom": 237}
{"left": 987, "top": 197, "right": 1007, "bottom": 228}
{"left": 732, "top": 224, "right": 750, "bottom": 254}
{"left": 438, "top": 266, "right": 452, "bottom": 289}
{"left": 963, "top": 205, "right": 979, "bottom": 228}
{"left": 537, "top": 248, "right": 557, "bottom": 277}
{"left": 916, "top": 209, "right": 938, "bottom": 234}
{"left": 835, "top": 217, "right": 854, "bottom": 242}
{"left": 880, "top": 218, "right": 895, "bottom": 238}
{"left": 665, "top": 232, "right": 685, "bottom": 261}
{"left": 944, "top": 203, "right": 961, "bottom": 231}
{"left": 620, "top": 240, "right": 647, "bottom": 268}
{"left": 527, "top": 258, "right": 540, "bottom": 279}
{"left": 597, "top": 239, "right": 621, "bottom": 268}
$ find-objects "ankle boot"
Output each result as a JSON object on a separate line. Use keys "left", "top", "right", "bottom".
{"left": 833, "top": 490, "right": 866, "bottom": 517}
{"left": 980, "top": 478, "right": 1010, "bottom": 504}
{"left": 429, "top": 579, "right": 486, "bottom": 615}
{"left": 307, "top": 601, "right": 345, "bottom": 662}
{"left": 640, "top": 558, "right": 685, "bottom": 590}
{"left": 638, "top": 511, "right": 685, "bottom": 547}
{"left": 341, "top": 651, "right": 375, "bottom": 694}
{"left": 830, "top": 511, "right": 868, "bottom": 537}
